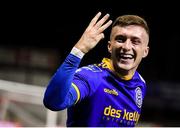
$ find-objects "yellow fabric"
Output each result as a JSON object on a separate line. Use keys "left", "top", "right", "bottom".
{"left": 102, "top": 58, "right": 133, "bottom": 80}
{"left": 72, "top": 83, "right": 80, "bottom": 104}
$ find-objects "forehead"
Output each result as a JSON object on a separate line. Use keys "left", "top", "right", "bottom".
{"left": 111, "top": 25, "right": 149, "bottom": 40}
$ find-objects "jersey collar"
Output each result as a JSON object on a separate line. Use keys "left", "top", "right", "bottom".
{"left": 102, "top": 58, "right": 134, "bottom": 80}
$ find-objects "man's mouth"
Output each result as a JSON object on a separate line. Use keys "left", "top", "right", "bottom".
{"left": 119, "top": 53, "right": 135, "bottom": 60}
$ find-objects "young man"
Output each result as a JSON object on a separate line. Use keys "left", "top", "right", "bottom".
{"left": 43, "top": 12, "right": 150, "bottom": 127}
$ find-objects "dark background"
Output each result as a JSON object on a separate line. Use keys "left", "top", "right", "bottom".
{"left": 2, "top": 0, "right": 180, "bottom": 126}
{"left": 2, "top": 1, "right": 180, "bottom": 81}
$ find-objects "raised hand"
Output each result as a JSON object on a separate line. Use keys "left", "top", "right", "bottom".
{"left": 75, "top": 12, "right": 112, "bottom": 54}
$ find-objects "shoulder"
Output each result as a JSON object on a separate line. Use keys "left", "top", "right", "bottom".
{"left": 74, "top": 64, "right": 104, "bottom": 82}
{"left": 134, "top": 71, "right": 146, "bottom": 84}
{"left": 75, "top": 64, "right": 103, "bottom": 74}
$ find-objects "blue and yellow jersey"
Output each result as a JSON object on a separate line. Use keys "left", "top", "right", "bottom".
{"left": 67, "top": 58, "right": 146, "bottom": 127}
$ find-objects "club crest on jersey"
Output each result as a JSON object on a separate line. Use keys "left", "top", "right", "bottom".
{"left": 135, "top": 87, "right": 142, "bottom": 108}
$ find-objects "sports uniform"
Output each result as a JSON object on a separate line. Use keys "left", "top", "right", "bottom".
{"left": 43, "top": 47, "right": 146, "bottom": 127}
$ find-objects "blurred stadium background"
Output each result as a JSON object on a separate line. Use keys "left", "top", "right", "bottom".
{"left": 1, "top": 0, "right": 180, "bottom": 127}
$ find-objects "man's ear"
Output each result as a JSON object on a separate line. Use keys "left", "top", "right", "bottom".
{"left": 108, "top": 41, "right": 112, "bottom": 53}
{"left": 143, "top": 46, "right": 149, "bottom": 58}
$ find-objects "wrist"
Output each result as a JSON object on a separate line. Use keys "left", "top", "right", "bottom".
{"left": 70, "top": 47, "right": 85, "bottom": 59}
{"left": 74, "top": 43, "right": 89, "bottom": 54}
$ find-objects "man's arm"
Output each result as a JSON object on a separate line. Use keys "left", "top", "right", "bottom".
{"left": 43, "top": 12, "right": 112, "bottom": 111}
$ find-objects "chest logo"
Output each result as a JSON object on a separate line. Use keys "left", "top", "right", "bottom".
{"left": 104, "top": 88, "right": 118, "bottom": 96}
{"left": 135, "top": 87, "right": 143, "bottom": 108}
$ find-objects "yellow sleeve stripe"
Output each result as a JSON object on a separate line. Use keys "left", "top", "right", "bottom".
{"left": 72, "top": 83, "right": 80, "bottom": 104}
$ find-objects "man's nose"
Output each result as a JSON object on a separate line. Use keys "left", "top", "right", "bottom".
{"left": 122, "top": 39, "right": 132, "bottom": 50}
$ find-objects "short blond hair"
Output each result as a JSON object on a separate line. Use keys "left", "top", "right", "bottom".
{"left": 112, "top": 15, "right": 149, "bottom": 35}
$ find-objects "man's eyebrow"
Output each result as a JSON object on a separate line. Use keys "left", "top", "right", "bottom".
{"left": 115, "top": 34, "right": 127, "bottom": 38}
{"left": 131, "top": 36, "right": 141, "bottom": 41}
{"left": 115, "top": 34, "right": 141, "bottom": 39}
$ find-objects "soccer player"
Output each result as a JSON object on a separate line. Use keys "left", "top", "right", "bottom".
{"left": 43, "top": 12, "right": 150, "bottom": 127}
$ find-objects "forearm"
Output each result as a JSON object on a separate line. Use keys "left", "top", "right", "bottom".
{"left": 43, "top": 47, "right": 84, "bottom": 110}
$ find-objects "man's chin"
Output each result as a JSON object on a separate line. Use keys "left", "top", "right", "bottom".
{"left": 117, "top": 63, "right": 133, "bottom": 71}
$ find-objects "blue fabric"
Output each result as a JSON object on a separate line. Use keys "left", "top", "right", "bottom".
{"left": 43, "top": 54, "right": 81, "bottom": 111}
{"left": 43, "top": 54, "right": 147, "bottom": 127}
{"left": 66, "top": 64, "right": 146, "bottom": 127}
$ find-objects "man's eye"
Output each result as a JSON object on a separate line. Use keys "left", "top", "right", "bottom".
{"left": 117, "top": 39, "right": 124, "bottom": 43}
{"left": 115, "top": 35, "right": 127, "bottom": 43}
{"left": 132, "top": 39, "right": 141, "bottom": 45}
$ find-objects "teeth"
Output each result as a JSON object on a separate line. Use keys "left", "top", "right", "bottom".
{"left": 120, "top": 54, "right": 134, "bottom": 59}
{"left": 123, "top": 55, "right": 132, "bottom": 58}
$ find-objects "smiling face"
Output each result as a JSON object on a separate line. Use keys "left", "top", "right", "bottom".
{"left": 108, "top": 25, "right": 149, "bottom": 76}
